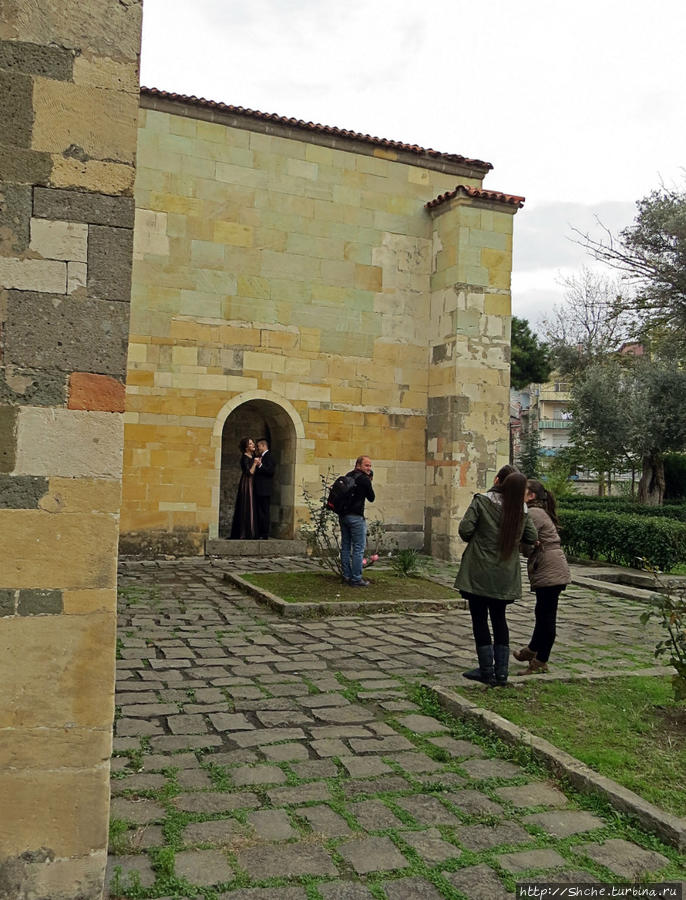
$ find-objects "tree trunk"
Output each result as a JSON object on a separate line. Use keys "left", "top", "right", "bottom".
{"left": 638, "top": 451, "right": 665, "bottom": 506}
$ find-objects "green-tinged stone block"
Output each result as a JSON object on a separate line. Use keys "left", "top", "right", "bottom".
{"left": 17, "top": 589, "right": 63, "bottom": 616}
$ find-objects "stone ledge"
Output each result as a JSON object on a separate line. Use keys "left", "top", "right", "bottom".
{"left": 206, "top": 539, "right": 307, "bottom": 557}
{"left": 223, "top": 570, "right": 467, "bottom": 619}
{"left": 429, "top": 684, "right": 686, "bottom": 851}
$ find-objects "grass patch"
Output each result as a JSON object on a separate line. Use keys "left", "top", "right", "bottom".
{"left": 240, "top": 570, "right": 458, "bottom": 603}
{"left": 459, "top": 676, "right": 686, "bottom": 816}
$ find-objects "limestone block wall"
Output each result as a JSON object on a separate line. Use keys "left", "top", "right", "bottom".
{"left": 123, "top": 94, "right": 492, "bottom": 555}
{"left": 426, "top": 189, "right": 520, "bottom": 559}
{"left": 0, "top": 1, "right": 141, "bottom": 897}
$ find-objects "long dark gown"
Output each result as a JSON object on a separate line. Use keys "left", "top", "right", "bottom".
{"left": 230, "top": 454, "right": 257, "bottom": 539}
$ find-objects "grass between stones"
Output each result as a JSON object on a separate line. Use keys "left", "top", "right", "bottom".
{"left": 240, "top": 570, "right": 458, "bottom": 603}
{"left": 457, "top": 675, "right": 686, "bottom": 816}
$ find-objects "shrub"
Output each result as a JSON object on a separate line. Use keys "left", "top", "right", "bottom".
{"left": 558, "top": 496, "right": 686, "bottom": 521}
{"left": 390, "top": 548, "right": 424, "bottom": 578}
{"left": 665, "top": 453, "right": 686, "bottom": 500}
{"left": 640, "top": 570, "right": 686, "bottom": 702}
{"left": 559, "top": 509, "right": 686, "bottom": 571}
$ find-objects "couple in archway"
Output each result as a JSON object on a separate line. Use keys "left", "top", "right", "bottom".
{"left": 230, "top": 437, "right": 275, "bottom": 539}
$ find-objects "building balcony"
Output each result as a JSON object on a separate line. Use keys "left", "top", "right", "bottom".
{"left": 539, "top": 418, "right": 573, "bottom": 429}
{"left": 539, "top": 390, "right": 571, "bottom": 402}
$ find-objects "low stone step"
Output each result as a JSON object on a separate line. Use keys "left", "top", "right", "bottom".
{"left": 206, "top": 538, "right": 307, "bottom": 557}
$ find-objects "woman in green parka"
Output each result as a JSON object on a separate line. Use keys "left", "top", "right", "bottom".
{"left": 455, "top": 467, "right": 537, "bottom": 686}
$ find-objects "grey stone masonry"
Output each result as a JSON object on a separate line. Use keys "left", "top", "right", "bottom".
{"left": 33, "top": 188, "right": 134, "bottom": 227}
{"left": 87, "top": 225, "right": 134, "bottom": 302}
{"left": 0, "top": 475, "right": 49, "bottom": 508}
{"left": 0, "top": 41, "right": 74, "bottom": 80}
{"left": 17, "top": 588, "right": 63, "bottom": 615}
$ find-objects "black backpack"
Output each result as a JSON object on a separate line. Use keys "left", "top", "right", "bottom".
{"left": 326, "top": 473, "right": 360, "bottom": 515}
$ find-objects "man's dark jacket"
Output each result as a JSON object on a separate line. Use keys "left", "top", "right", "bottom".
{"left": 254, "top": 451, "right": 275, "bottom": 497}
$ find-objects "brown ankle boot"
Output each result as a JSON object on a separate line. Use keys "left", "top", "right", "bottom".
{"left": 513, "top": 646, "right": 536, "bottom": 662}
{"left": 515, "top": 658, "right": 548, "bottom": 676}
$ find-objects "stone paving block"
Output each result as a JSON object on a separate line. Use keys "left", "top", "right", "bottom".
{"left": 455, "top": 822, "right": 530, "bottom": 851}
{"left": 571, "top": 838, "right": 669, "bottom": 878}
{"left": 444, "top": 864, "right": 511, "bottom": 900}
{"left": 312, "top": 738, "right": 348, "bottom": 758}
{"left": 337, "top": 835, "right": 409, "bottom": 875}
{"left": 231, "top": 726, "right": 306, "bottom": 747}
{"left": 396, "top": 714, "right": 446, "bottom": 733}
{"left": 266, "top": 682, "right": 311, "bottom": 696}
{"left": 310, "top": 725, "right": 372, "bottom": 740}
{"left": 205, "top": 749, "right": 260, "bottom": 766}
{"left": 237, "top": 843, "right": 337, "bottom": 878}
{"left": 298, "top": 804, "right": 353, "bottom": 837}
{"left": 106, "top": 854, "right": 156, "bottom": 891}
{"left": 267, "top": 782, "right": 332, "bottom": 806}
{"left": 261, "top": 743, "right": 309, "bottom": 762}
{"left": 428, "top": 736, "right": 485, "bottom": 758}
{"left": 382, "top": 877, "right": 445, "bottom": 900}
{"left": 348, "top": 736, "right": 414, "bottom": 753}
{"left": 395, "top": 794, "right": 461, "bottom": 826}
{"left": 498, "top": 847, "right": 568, "bottom": 872}
{"left": 116, "top": 717, "right": 164, "bottom": 737}
{"left": 349, "top": 799, "right": 405, "bottom": 831}
{"left": 149, "top": 735, "right": 223, "bottom": 752}
{"left": 445, "top": 789, "right": 503, "bottom": 816}
{"left": 167, "top": 714, "right": 209, "bottom": 734}
{"left": 386, "top": 751, "right": 445, "bottom": 774}
{"left": 218, "top": 887, "right": 307, "bottom": 899}
{"left": 110, "top": 773, "right": 167, "bottom": 794}
{"left": 256, "top": 709, "right": 315, "bottom": 727}
{"left": 110, "top": 797, "right": 166, "bottom": 825}
{"left": 399, "top": 827, "right": 461, "bottom": 863}
{"left": 523, "top": 810, "right": 605, "bottom": 837}
{"left": 418, "top": 772, "right": 466, "bottom": 790}
{"left": 177, "top": 768, "right": 214, "bottom": 789}
{"left": 232, "top": 764, "right": 288, "bottom": 786}
{"left": 459, "top": 758, "right": 524, "bottom": 780}
{"left": 209, "top": 712, "right": 254, "bottom": 731}
{"left": 290, "top": 759, "right": 338, "bottom": 779}
{"left": 342, "top": 775, "right": 411, "bottom": 798}
{"left": 174, "top": 848, "right": 234, "bottom": 886}
{"left": 129, "top": 824, "right": 164, "bottom": 850}
{"left": 340, "top": 756, "right": 392, "bottom": 778}
{"left": 379, "top": 700, "right": 419, "bottom": 712}
{"left": 298, "top": 692, "right": 350, "bottom": 708}
{"left": 183, "top": 819, "right": 242, "bottom": 844}
{"left": 495, "top": 782, "right": 568, "bottom": 809}
{"left": 311, "top": 704, "right": 375, "bottom": 724}
{"left": 247, "top": 809, "right": 298, "bottom": 841}
{"left": 317, "top": 884, "right": 375, "bottom": 900}
{"left": 173, "top": 791, "right": 260, "bottom": 813}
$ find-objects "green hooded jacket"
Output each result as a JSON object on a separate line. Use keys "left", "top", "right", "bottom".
{"left": 454, "top": 491, "right": 538, "bottom": 602}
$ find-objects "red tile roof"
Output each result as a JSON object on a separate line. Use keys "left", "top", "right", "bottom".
{"left": 140, "top": 87, "right": 493, "bottom": 172}
{"left": 426, "top": 184, "right": 525, "bottom": 210}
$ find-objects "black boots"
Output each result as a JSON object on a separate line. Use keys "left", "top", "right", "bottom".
{"left": 463, "top": 645, "right": 496, "bottom": 686}
{"left": 494, "top": 644, "right": 509, "bottom": 686}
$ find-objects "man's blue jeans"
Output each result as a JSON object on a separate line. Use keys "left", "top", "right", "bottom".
{"left": 340, "top": 514, "right": 367, "bottom": 583}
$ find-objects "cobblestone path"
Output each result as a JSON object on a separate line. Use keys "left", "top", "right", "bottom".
{"left": 108, "top": 559, "right": 679, "bottom": 899}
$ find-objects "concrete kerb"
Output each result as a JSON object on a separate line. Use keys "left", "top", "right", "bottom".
{"left": 222, "top": 570, "right": 467, "bottom": 618}
{"left": 429, "top": 684, "right": 686, "bottom": 851}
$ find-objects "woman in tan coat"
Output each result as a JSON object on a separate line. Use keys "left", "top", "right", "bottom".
{"left": 515, "top": 479, "right": 570, "bottom": 675}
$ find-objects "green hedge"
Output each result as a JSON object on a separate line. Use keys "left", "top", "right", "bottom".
{"left": 559, "top": 509, "right": 686, "bottom": 571}
{"left": 558, "top": 497, "right": 686, "bottom": 521}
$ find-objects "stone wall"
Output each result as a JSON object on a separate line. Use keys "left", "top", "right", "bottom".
{"left": 0, "top": 1, "right": 141, "bottom": 897}
{"left": 123, "top": 95, "right": 518, "bottom": 558}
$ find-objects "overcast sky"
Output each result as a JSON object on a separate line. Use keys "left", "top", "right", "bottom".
{"left": 140, "top": 0, "right": 685, "bottom": 329}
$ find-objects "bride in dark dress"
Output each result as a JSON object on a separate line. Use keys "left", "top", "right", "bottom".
{"left": 230, "top": 437, "right": 259, "bottom": 539}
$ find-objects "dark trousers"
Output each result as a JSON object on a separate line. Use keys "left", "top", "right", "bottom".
{"left": 255, "top": 494, "right": 271, "bottom": 539}
{"left": 529, "top": 585, "right": 564, "bottom": 663}
{"left": 467, "top": 596, "right": 509, "bottom": 646}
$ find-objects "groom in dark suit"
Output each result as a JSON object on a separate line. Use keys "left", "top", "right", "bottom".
{"left": 254, "top": 438, "right": 276, "bottom": 539}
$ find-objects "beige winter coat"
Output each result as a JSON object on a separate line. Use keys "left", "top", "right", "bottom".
{"left": 523, "top": 506, "right": 570, "bottom": 589}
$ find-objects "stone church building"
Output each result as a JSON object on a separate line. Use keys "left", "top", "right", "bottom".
{"left": 122, "top": 88, "right": 523, "bottom": 560}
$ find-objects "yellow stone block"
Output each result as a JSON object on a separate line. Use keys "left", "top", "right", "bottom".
{"left": 243, "top": 351, "right": 286, "bottom": 374}
{"left": 484, "top": 293, "right": 511, "bottom": 316}
{"left": 39, "top": 478, "right": 121, "bottom": 514}
{"left": 62, "top": 588, "right": 116, "bottom": 615}
{"left": 300, "top": 329, "right": 320, "bottom": 352}
{"left": 172, "top": 346, "right": 198, "bottom": 366}
{"left": 0, "top": 511, "right": 117, "bottom": 589}
{"left": 214, "top": 221, "right": 254, "bottom": 247}
{"left": 50, "top": 156, "right": 135, "bottom": 194}
{"left": 0, "top": 726, "right": 110, "bottom": 770}
{"left": 264, "top": 330, "right": 299, "bottom": 351}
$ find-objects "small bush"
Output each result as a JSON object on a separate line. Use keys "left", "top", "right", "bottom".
{"left": 558, "top": 496, "right": 686, "bottom": 521}
{"left": 559, "top": 509, "right": 686, "bottom": 571}
{"left": 390, "top": 548, "right": 424, "bottom": 578}
{"left": 641, "top": 569, "right": 686, "bottom": 702}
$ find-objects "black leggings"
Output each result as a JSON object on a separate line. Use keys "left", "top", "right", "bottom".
{"left": 529, "top": 585, "right": 564, "bottom": 663}
{"left": 467, "top": 596, "right": 509, "bottom": 646}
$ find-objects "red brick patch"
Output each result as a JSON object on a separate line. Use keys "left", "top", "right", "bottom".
{"left": 68, "top": 373, "right": 125, "bottom": 412}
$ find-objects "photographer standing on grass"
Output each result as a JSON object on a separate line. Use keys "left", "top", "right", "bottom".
{"left": 339, "top": 456, "right": 375, "bottom": 588}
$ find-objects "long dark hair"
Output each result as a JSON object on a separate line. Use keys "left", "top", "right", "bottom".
{"left": 527, "top": 479, "right": 559, "bottom": 527}
{"left": 495, "top": 464, "right": 516, "bottom": 484}
{"left": 238, "top": 436, "right": 253, "bottom": 454}
{"left": 498, "top": 472, "right": 527, "bottom": 560}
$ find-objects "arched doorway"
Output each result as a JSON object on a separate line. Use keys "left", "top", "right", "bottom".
{"left": 213, "top": 394, "right": 303, "bottom": 540}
